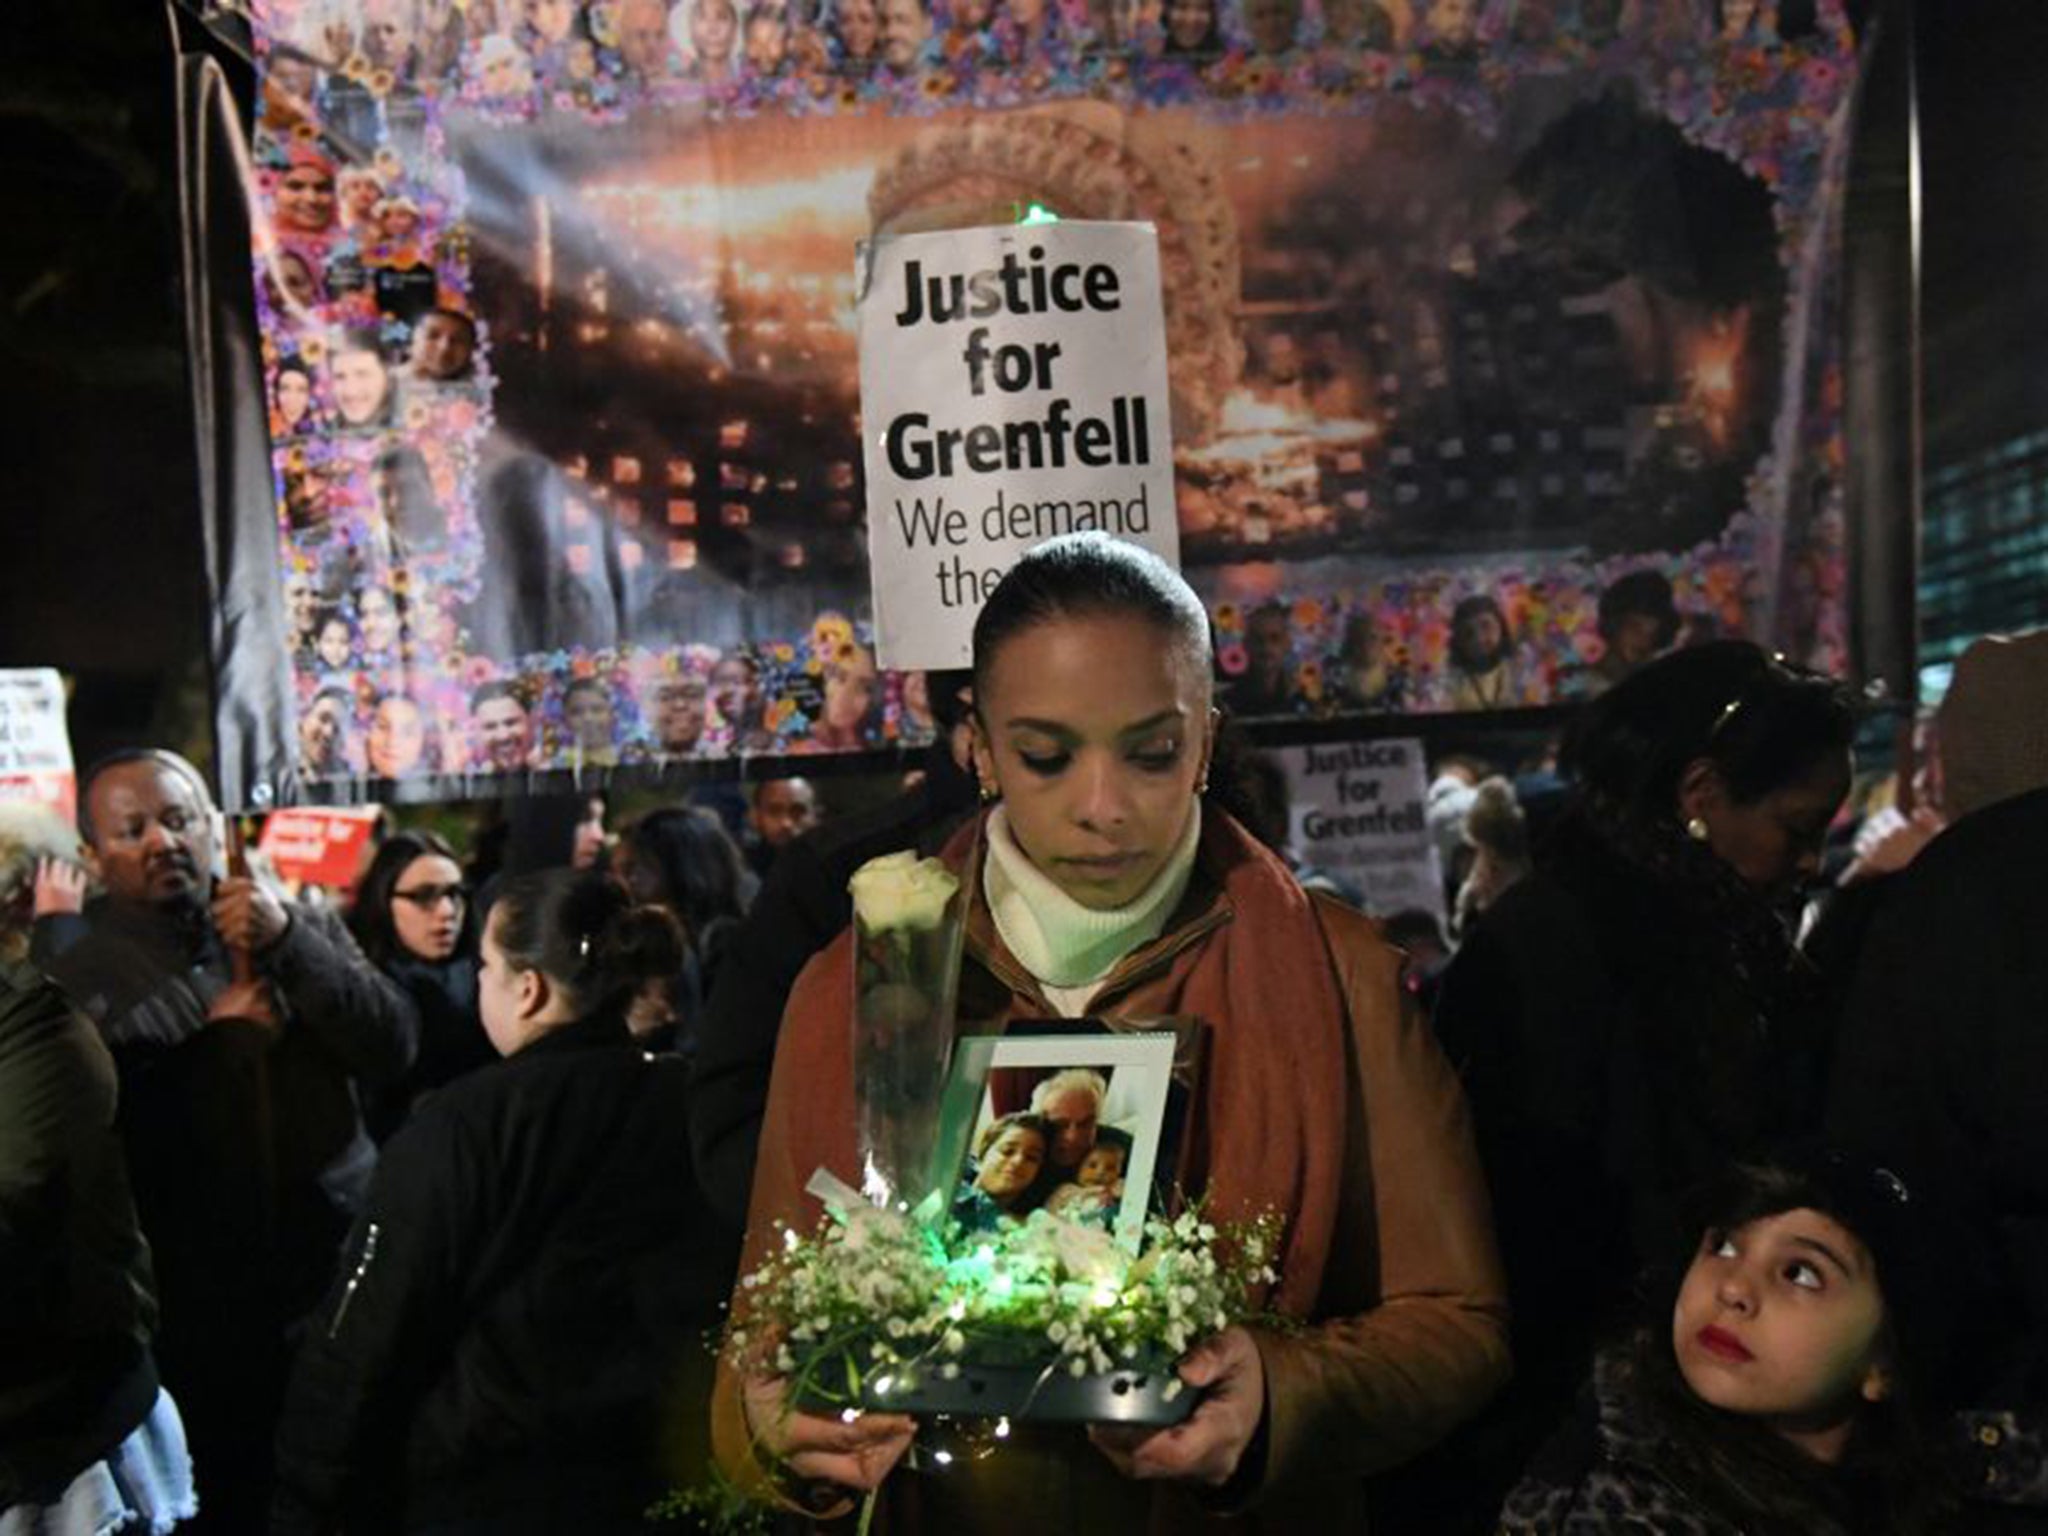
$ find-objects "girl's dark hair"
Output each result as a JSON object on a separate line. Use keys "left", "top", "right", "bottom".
{"left": 1631, "top": 1149, "right": 1956, "bottom": 1534}
{"left": 618, "top": 806, "right": 748, "bottom": 945}
{"left": 350, "top": 829, "right": 474, "bottom": 969}
{"left": 1563, "top": 639, "right": 1856, "bottom": 826}
{"left": 970, "top": 532, "right": 1211, "bottom": 706}
{"left": 486, "top": 868, "right": 685, "bottom": 1017}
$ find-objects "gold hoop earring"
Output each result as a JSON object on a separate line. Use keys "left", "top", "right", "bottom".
{"left": 1685, "top": 816, "right": 1710, "bottom": 842}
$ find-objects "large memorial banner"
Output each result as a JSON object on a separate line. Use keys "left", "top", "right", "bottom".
{"left": 225, "top": 0, "right": 1865, "bottom": 803}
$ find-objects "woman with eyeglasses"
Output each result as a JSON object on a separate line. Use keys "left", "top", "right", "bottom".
{"left": 1380, "top": 640, "right": 1860, "bottom": 1533}
{"left": 349, "top": 831, "right": 494, "bottom": 1133}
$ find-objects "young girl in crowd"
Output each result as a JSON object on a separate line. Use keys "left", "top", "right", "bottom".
{"left": 1501, "top": 1147, "right": 1955, "bottom": 1535}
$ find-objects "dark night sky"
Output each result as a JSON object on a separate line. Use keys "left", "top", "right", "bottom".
{"left": 0, "top": 0, "right": 2040, "bottom": 759}
{"left": 1917, "top": 0, "right": 2048, "bottom": 462}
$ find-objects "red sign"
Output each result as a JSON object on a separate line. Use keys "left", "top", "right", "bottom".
{"left": 258, "top": 808, "right": 381, "bottom": 889}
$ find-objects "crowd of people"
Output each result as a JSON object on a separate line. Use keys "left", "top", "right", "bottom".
{"left": 5, "top": 537, "right": 2047, "bottom": 1534}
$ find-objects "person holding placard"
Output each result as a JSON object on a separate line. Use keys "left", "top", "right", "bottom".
{"left": 716, "top": 532, "right": 1507, "bottom": 1531}
{"left": 32, "top": 750, "right": 418, "bottom": 1532}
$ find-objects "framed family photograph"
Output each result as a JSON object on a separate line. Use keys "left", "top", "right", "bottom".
{"left": 935, "top": 1027, "right": 1180, "bottom": 1253}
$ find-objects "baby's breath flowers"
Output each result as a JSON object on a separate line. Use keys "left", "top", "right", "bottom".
{"left": 727, "top": 1201, "right": 1282, "bottom": 1412}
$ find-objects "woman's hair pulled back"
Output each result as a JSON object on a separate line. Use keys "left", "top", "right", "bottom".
{"left": 1562, "top": 640, "right": 1855, "bottom": 827}
{"left": 970, "top": 533, "right": 1211, "bottom": 705}
{"left": 486, "top": 868, "right": 684, "bottom": 1016}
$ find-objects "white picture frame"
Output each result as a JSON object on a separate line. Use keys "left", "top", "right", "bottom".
{"left": 937, "top": 1029, "right": 1178, "bottom": 1253}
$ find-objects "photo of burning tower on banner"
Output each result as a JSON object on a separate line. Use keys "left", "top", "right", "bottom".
{"left": 260, "top": 32, "right": 1850, "bottom": 794}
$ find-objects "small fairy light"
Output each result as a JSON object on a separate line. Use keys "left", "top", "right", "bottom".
{"left": 782, "top": 1228, "right": 801, "bottom": 1252}
{"left": 931, "top": 1449, "right": 955, "bottom": 1467}
{"left": 872, "top": 1374, "right": 896, "bottom": 1396}
{"left": 993, "top": 1416, "right": 1012, "bottom": 1439}
{"left": 840, "top": 1408, "right": 862, "bottom": 1424}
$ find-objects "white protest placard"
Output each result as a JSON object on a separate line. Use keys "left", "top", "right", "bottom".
{"left": 0, "top": 669, "right": 75, "bottom": 823}
{"left": 858, "top": 221, "right": 1179, "bottom": 669}
{"left": 1279, "top": 738, "right": 1445, "bottom": 925}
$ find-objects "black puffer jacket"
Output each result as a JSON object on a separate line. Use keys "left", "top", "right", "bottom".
{"left": 272, "top": 1010, "right": 742, "bottom": 1533}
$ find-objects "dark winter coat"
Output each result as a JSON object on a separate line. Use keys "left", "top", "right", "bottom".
{"left": 34, "top": 895, "right": 418, "bottom": 1317}
{"left": 0, "top": 961, "right": 159, "bottom": 1507}
{"left": 272, "top": 1009, "right": 743, "bottom": 1534}
{"left": 1829, "top": 787, "right": 2048, "bottom": 1407}
{"left": 367, "top": 953, "right": 493, "bottom": 1138}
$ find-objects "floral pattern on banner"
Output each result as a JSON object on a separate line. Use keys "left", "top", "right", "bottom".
{"left": 248, "top": 0, "right": 1859, "bottom": 793}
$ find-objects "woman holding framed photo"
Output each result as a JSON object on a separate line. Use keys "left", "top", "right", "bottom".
{"left": 714, "top": 532, "right": 1508, "bottom": 1531}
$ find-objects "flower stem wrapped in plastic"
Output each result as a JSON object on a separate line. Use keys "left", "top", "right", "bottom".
{"left": 847, "top": 851, "right": 967, "bottom": 1208}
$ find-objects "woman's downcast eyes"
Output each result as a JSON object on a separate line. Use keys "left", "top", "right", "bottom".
{"left": 1011, "top": 738, "right": 1184, "bottom": 777}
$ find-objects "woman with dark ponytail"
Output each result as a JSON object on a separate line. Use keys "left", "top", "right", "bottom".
{"left": 714, "top": 533, "right": 1507, "bottom": 1530}
{"left": 273, "top": 870, "right": 744, "bottom": 1534}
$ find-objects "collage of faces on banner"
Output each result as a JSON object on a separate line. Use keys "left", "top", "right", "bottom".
{"left": 250, "top": 0, "right": 1860, "bottom": 795}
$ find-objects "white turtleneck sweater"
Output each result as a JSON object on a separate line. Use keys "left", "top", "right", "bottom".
{"left": 981, "top": 802, "right": 1203, "bottom": 1017}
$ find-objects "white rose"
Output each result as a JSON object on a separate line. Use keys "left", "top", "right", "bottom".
{"left": 848, "top": 850, "right": 961, "bottom": 932}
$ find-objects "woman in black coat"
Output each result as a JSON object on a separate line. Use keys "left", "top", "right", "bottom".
{"left": 274, "top": 870, "right": 743, "bottom": 1533}
{"left": 1377, "top": 641, "right": 1858, "bottom": 1533}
